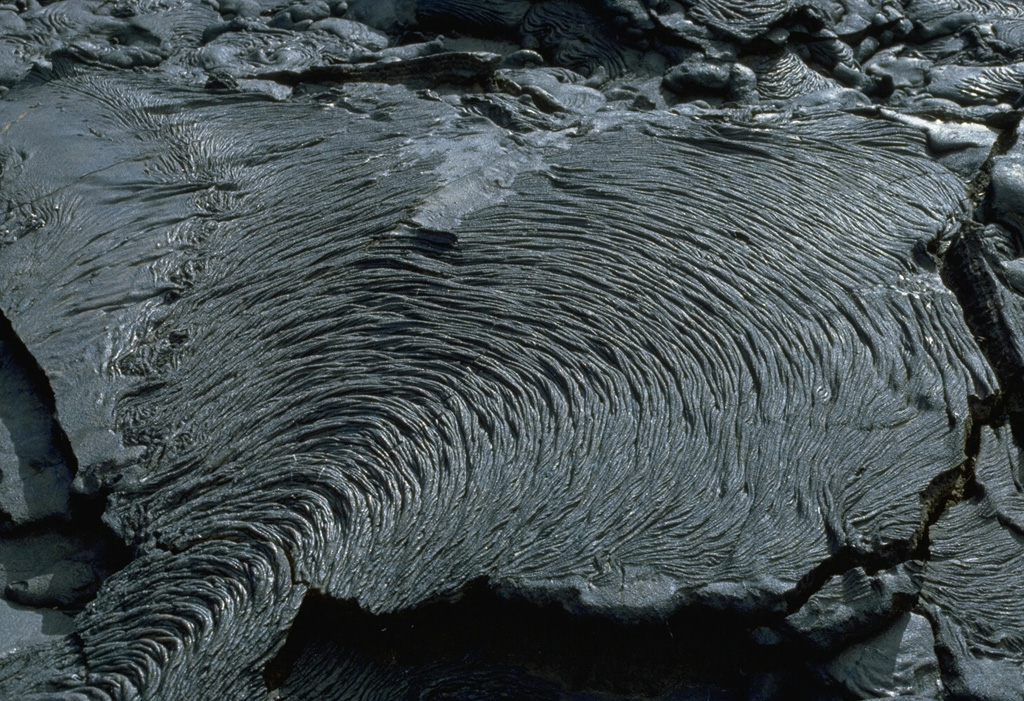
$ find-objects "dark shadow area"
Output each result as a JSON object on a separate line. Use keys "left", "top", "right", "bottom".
{"left": 266, "top": 581, "right": 845, "bottom": 700}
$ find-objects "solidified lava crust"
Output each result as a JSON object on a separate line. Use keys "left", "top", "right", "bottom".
{"left": 2, "top": 0, "right": 1024, "bottom": 699}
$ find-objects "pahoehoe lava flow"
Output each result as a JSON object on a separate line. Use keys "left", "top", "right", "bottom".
{"left": 2, "top": 0, "right": 1024, "bottom": 699}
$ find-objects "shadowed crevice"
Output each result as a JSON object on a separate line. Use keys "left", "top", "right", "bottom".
{"left": 941, "top": 224, "right": 1024, "bottom": 440}
{"left": 936, "top": 113, "right": 1024, "bottom": 451}
{"left": 264, "top": 582, "right": 841, "bottom": 699}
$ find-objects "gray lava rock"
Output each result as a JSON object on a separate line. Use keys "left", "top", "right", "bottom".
{"left": 823, "top": 612, "right": 942, "bottom": 698}
{"left": 0, "top": 1, "right": 1023, "bottom": 700}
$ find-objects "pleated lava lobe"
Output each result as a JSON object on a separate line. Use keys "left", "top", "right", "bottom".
{"left": 0, "top": 68, "right": 997, "bottom": 697}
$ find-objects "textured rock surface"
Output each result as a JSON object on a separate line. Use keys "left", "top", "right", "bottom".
{"left": 0, "top": 0, "right": 1023, "bottom": 699}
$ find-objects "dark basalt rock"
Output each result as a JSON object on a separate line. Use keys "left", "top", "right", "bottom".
{"left": 1, "top": 0, "right": 1024, "bottom": 699}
